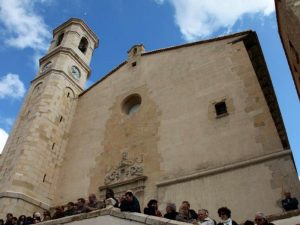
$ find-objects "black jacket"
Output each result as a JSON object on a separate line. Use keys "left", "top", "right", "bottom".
{"left": 282, "top": 197, "right": 298, "bottom": 211}
{"left": 120, "top": 196, "right": 141, "bottom": 213}
{"left": 164, "top": 211, "right": 178, "bottom": 220}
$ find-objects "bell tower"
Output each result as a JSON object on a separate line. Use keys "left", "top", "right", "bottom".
{"left": 0, "top": 18, "right": 98, "bottom": 217}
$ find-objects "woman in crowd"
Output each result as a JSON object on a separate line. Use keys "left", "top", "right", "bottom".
{"left": 143, "top": 200, "right": 162, "bottom": 217}
{"left": 217, "top": 207, "right": 238, "bottom": 225}
{"left": 164, "top": 203, "right": 178, "bottom": 220}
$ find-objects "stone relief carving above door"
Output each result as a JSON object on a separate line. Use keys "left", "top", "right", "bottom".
{"left": 104, "top": 152, "right": 144, "bottom": 185}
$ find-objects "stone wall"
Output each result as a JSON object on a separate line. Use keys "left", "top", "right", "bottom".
{"left": 276, "top": 0, "right": 300, "bottom": 99}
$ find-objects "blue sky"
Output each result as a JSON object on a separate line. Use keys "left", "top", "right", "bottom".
{"left": 0, "top": 0, "right": 299, "bottom": 177}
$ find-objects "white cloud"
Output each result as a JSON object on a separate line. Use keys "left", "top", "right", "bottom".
{"left": 0, "top": 117, "right": 14, "bottom": 127}
{"left": 0, "top": 73, "right": 26, "bottom": 99}
{"left": 155, "top": 0, "right": 275, "bottom": 41}
{"left": 0, "top": 0, "right": 51, "bottom": 51}
{"left": 0, "top": 128, "right": 8, "bottom": 154}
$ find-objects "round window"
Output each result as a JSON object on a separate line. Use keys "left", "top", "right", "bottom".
{"left": 122, "top": 94, "right": 142, "bottom": 116}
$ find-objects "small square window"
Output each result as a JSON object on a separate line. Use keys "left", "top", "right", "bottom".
{"left": 215, "top": 101, "right": 228, "bottom": 117}
{"left": 132, "top": 62, "right": 137, "bottom": 67}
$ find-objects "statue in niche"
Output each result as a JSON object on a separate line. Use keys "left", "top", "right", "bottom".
{"left": 104, "top": 152, "right": 143, "bottom": 184}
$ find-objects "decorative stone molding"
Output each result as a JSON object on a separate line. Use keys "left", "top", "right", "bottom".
{"left": 104, "top": 152, "right": 144, "bottom": 185}
{"left": 156, "top": 150, "right": 292, "bottom": 187}
{"left": 39, "top": 47, "right": 91, "bottom": 76}
{"left": 0, "top": 191, "right": 50, "bottom": 210}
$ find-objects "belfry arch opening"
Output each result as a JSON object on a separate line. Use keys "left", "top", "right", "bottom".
{"left": 56, "top": 33, "right": 64, "bottom": 46}
{"left": 78, "top": 37, "right": 88, "bottom": 54}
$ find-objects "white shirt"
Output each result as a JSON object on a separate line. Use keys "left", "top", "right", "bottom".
{"left": 198, "top": 217, "right": 215, "bottom": 225}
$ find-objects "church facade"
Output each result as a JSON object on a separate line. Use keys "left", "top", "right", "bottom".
{"left": 0, "top": 18, "right": 299, "bottom": 221}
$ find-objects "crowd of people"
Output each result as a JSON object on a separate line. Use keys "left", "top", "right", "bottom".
{"left": 0, "top": 190, "right": 298, "bottom": 225}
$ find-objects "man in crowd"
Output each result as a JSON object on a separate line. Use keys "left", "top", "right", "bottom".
{"left": 176, "top": 204, "right": 195, "bottom": 223}
{"left": 5, "top": 213, "right": 13, "bottom": 225}
{"left": 181, "top": 201, "right": 198, "bottom": 219}
{"left": 120, "top": 190, "right": 141, "bottom": 213}
{"left": 281, "top": 191, "right": 298, "bottom": 211}
{"left": 64, "top": 202, "right": 76, "bottom": 216}
{"left": 164, "top": 203, "right": 178, "bottom": 220}
{"left": 86, "top": 194, "right": 105, "bottom": 211}
{"left": 197, "top": 209, "right": 216, "bottom": 225}
{"left": 254, "top": 212, "right": 274, "bottom": 225}
{"left": 52, "top": 206, "right": 65, "bottom": 219}
{"left": 76, "top": 198, "right": 90, "bottom": 214}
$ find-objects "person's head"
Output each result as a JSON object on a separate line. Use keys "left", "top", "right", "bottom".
{"left": 106, "top": 188, "right": 115, "bottom": 199}
{"left": 11, "top": 217, "right": 18, "bottom": 225}
{"left": 125, "top": 191, "right": 134, "bottom": 202}
{"left": 179, "top": 204, "right": 189, "bottom": 216}
{"left": 244, "top": 220, "right": 255, "bottom": 225}
{"left": 0, "top": 219, "right": 4, "bottom": 225}
{"left": 33, "top": 217, "right": 41, "bottom": 224}
{"left": 147, "top": 199, "right": 158, "bottom": 209}
{"left": 218, "top": 207, "right": 231, "bottom": 221}
{"left": 182, "top": 201, "right": 190, "bottom": 209}
{"left": 198, "top": 209, "right": 208, "bottom": 220}
{"left": 19, "top": 215, "right": 26, "bottom": 222}
{"left": 88, "top": 194, "right": 97, "bottom": 203}
{"left": 254, "top": 212, "right": 268, "bottom": 225}
{"left": 67, "top": 202, "right": 75, "bottom": 210}
{"left": 77, "top": 198, "right": 86, "bottom": 207}
{"left": 284, "top": 191, "right": 291, "bottom": 198}
{"left": 6, "top": 213, "right": 13, "bottom": 221}
{"left": 166, "top": 203, "right": 176, "bottom": 213}
{"left": 33, "top": 212, "right": 41, "bottom": 219}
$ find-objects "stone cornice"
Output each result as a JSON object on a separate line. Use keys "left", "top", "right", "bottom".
{"left": 31, "top": 69, "right": 84, "bottom": 93}
{"left": 99, "top": 176, "right": 147, "bottom": 191}
{"left": 240, "top": 32, "right": 290, "bottom": 150}
{"left": 0, "top": 191, "right": 50, "bottom": 210}
{"left": 53, "top": 18, "right": 99, "bottom": 48}
{"left": 39, "top": 47, "right": 91, "bottom": 78}
{"left": 156, "top": 150, "right": 292, "bottom": 187}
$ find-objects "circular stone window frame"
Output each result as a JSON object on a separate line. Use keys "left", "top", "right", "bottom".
{"left": 122, "top": 93, "right": 142, "bottom": 116}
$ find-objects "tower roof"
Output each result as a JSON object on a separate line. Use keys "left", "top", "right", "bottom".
{"left": 53, "top": 18, "right": 99, "bottom": 48}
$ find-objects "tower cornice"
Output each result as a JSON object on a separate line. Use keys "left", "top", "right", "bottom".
{"left": 53, "top": 18, "right": 99, "bottom": 48}
{"left": 39, "top": 46, "right": 92, "bottom": 78}
{"left": 31, "top": 69, "right": 84, "bottom": 92}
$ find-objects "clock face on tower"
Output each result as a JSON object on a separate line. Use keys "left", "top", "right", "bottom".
{"left": 70, "top": 65, "right": 81, "bottom": 80}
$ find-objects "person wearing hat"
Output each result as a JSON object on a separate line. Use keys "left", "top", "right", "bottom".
{"left": 120, "top": 190, "right": 141, "bottom": 213}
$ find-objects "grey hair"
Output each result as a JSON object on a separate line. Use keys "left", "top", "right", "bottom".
{"left": 199, "top": 209, "right": 209, "bottom": 215}
{"left": 255, "top": 212, "right": 266, "bottom": 219}
{"left": 166, "top": 203, "right": 176, "bottom": 211}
